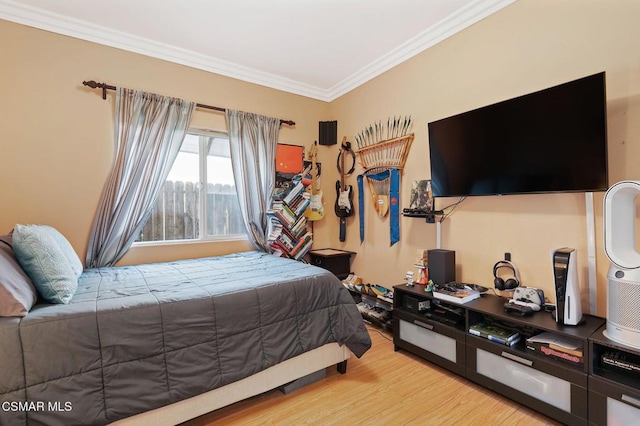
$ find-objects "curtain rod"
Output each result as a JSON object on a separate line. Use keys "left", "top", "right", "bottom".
{"left": 82, "top": 80, "right": 296, "bottom": 127}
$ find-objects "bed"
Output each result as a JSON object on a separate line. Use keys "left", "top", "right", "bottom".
{"left": 0, "top": 246, "right": 371, "bottom": 426}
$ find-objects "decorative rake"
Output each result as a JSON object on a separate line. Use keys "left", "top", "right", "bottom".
{"left": 355, "top": 116, "right": 414, "bottom": 218}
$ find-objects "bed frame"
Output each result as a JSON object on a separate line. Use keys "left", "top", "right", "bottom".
{"left": 113, "top": 343, "right": 351, "bottom": 425}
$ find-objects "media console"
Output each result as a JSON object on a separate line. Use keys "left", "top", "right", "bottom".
{"left": 393, "top": 284, "right": 609, "bottom": 425}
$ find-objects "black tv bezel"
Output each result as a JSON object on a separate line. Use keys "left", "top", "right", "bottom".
{"left": 427, "top": 72, "right": 609, "bottom": 198}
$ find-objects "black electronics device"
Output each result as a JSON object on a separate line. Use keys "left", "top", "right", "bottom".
{"left": 428, "top": 249, "right": 455, "bottom": 286}
{"left": 504, "top": 300, "right": 536, "bottom": 316}
{"left": 402, "top": 207, "right": 429, "bottom": 217}
{"left": 319, "top": 120, "right": 337, "bottom": 146}
{"left": 427, "top": 72, "right": 608, "bottom": 197}
{"left": 427, "top": 299, "right": 465, "bottom": 326}
{"left": 403, "top": 295, "right": 429, "bottom": 314}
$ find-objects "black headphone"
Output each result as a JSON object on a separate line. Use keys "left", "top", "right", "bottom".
{"left": 493, "top": 260, "right": 520, "bottom": 290}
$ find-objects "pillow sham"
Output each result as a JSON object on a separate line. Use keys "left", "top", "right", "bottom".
{"left": 12, "top": 224, "right": 80, "bottom": 304}
{"left": 0, "top": 234, "right": 38, "bottom": 316}
{"left": 41, "top": 225, "right": 84, "bottom": 277}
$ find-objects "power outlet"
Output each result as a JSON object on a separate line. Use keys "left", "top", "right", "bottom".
{"left": 418, "top": 300, "right": 430, "bottom": 311}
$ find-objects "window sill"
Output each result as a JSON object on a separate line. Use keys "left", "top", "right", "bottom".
{"left": 118, "top": 236, "right": 252, "bottom": 267}
{"left": 132, "top": 234, "right": 247, "bottom": 248}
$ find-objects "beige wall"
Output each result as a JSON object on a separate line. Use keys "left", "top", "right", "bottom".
{"left": 325, "top": 0, "right": 640, "bottom": 316}
{"left": 2, "top": 0, "right": 639, "bottom": 317}
{"left": 0, "top": 19, "right": 329, "bottom": 265}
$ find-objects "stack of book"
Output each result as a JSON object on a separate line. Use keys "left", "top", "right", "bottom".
{"left": 525, "top": 332, "right": 584, "bottom": 365}
{"left": 469, "top": 321, "right": 521, "bottom": 346}
{"left": 267, "top": 180, "right": 313, "bottom": 260}
{"left": 432, "top": 287, "right": 480, "bottom": 304}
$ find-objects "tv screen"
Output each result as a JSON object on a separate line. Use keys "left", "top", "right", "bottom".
{"left": 428, "top": 72, "right": 608, "bottom": 197}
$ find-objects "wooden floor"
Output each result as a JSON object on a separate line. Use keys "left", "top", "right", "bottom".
{"left": 183, "top": 325, "right": 561, "bottom": 425}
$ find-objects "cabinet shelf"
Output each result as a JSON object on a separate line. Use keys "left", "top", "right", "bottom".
{"left": 350, "top": 289, "right": 393, "bottom": 331}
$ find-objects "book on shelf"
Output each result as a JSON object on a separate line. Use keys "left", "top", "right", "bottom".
{"left": 271, "top": 247, "right": 284, "bottom": 258}
{"left": 525, "top": 331, "right": 583, "bottom": 364}
{"left": 290, "top": 232, "right": 312, "bottom": 257}
{"left": 290, "top": 215, "right": 308, "bottom": 237}
{"left": 433, "top": 287, "right": 480, "bottom": 304}
{"left": 290, "top": 192, "right": 311, "bottom": 216}
{"left": 268, "top": 177, "right": 313, "bottom": 261}
{"left": 292, "top": 234, "right": 313, "bottom": 260}
{"left": 469, "top": 321, "right": 520, "bottom": 345}
{"left": 268, "top": 203, "right": 297, "bottom": 228}
{"left": 283, "top": 181, "right": 306, "bottom": 205}
{"left": 601, "top": 351, "right": 640, "bottom": 378}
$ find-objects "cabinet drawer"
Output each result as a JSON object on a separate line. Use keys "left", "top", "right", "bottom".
{"left": 393, "top": 315, "right": 466, "bottom": 376}
{"left": 476, "top": 347, "right": 572, "bottom": 411}
{"left": 588, "top": 375, "right": 640, "bottom": 426}
{"left": 398, "top": 318, "right": 458, "bottom": 363}
{"left": 467, "top": 338, "right": 588, "bottom": 424}
{"left": 468, "top": 334, "right": 587, "bottom": 386}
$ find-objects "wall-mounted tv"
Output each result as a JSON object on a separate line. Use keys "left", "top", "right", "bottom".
{"left": 427, "top": 72, "right": 608, "bottom": 198}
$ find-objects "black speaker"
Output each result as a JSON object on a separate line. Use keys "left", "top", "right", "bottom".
{"left": 319, "top": 121, "right": 337, "bottom": 146}
{"left": 428, "top": 249, "right": 455, "bottom": 285}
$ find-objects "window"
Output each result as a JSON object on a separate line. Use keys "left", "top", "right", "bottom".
{"left": 136, "top": 130, "right": 244, "bottom": 242}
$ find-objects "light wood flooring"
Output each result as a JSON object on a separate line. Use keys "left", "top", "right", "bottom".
{"left": 183, "top": 325, "right": 561, "bottom": 425}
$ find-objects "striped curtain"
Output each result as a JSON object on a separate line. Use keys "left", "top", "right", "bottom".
{"left": 226, "top": 110, "right": 280, "bottom": 251}
{"left": 85, "top": 88, "right": 194, "bottom": 268}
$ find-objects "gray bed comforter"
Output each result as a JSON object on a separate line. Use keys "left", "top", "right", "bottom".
{"left": 0, "top": 251, "right": 371, "bottom": 425}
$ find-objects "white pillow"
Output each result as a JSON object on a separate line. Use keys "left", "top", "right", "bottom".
{"left": 0, "top": 234, "right": 38, "bottom": 316}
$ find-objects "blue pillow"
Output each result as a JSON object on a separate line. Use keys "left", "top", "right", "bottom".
{"left": 40, "top": 225, "right": 83, "bottom": 277}
{"left": 12, "top": 224, "right": 79, "bottom": 304}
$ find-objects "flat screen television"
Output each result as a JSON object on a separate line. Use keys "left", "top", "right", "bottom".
{"left": 427, "top": 72, "right": 608, "bottom": 198}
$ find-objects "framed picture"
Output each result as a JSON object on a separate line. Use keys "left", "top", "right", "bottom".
{"left": 276, "top": 144, "right": 304, "bottom": 176}
{"left": 409, "top": 179, "right": 433, "bottom": 211}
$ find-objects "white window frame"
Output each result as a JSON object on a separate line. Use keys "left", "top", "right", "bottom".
{"left": 133, "top": 128, "right": 246, "bottom": 246}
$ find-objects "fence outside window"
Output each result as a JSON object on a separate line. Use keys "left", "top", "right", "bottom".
{"left": 137, "top": 180, "right": 244, "bottom": 242}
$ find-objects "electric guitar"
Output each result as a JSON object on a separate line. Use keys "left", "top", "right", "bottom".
{"left": 335, "top": 137, "right": 354, "bottom": 241}
{"left": 304, "top": 141, "right": 324, "bottom": 221}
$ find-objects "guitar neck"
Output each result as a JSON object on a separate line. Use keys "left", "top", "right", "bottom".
{"left": 310, "top": 142, "right": 319, "bottom": 195}
{"left": 340, "top": 137, "right": 347, "bottom": 190}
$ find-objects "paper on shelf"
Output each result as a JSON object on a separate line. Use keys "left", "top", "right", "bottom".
{"left": 526, "top": 331, "right": 582, "bottom": 350}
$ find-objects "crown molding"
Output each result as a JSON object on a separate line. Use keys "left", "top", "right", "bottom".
{"left": 0, "top": 0, "right": 515, "bottom": 103}
{"left": 0, "top": 0, "right": 330, "bottom": 101}
{"left": 327, "top": 0, "right": 516, "bottom": 101}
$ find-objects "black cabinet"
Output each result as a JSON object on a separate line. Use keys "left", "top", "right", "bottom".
{"left": 393, "top": 284, "right": 467, "bottom": 377}
{"left": 308, "top": 248, "right": 355, "bottom": 280}
{"left": 393, "top": 284, "right": 605, "bottom": 425}
{"left": 588, "top": 325, "right": 640, "bottom": 425}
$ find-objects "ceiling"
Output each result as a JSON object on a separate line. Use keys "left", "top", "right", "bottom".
{"left": 0, "top": 0, "right": 515, "bottom": 101}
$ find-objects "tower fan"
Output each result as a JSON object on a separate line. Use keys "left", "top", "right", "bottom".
{"left": 604, "top": 180, "right": 640, "bottom": 349}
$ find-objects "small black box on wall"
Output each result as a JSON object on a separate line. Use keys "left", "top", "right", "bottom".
{"left": 428, "top": 249, "right": 455, "bottom": 285}
{"left": 319, "top": 121, "right": 337, "bottom": 146}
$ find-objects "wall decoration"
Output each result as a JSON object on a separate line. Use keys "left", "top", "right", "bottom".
{"left": 409, "top": 180, "right": 433, "bottom": 211}
{"left": 355, "top": 116, "right": 414, "bottom": 246}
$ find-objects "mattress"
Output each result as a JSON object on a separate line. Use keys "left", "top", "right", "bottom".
{"left": 0, "top": 251, "right": 371, "bottom": 425}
